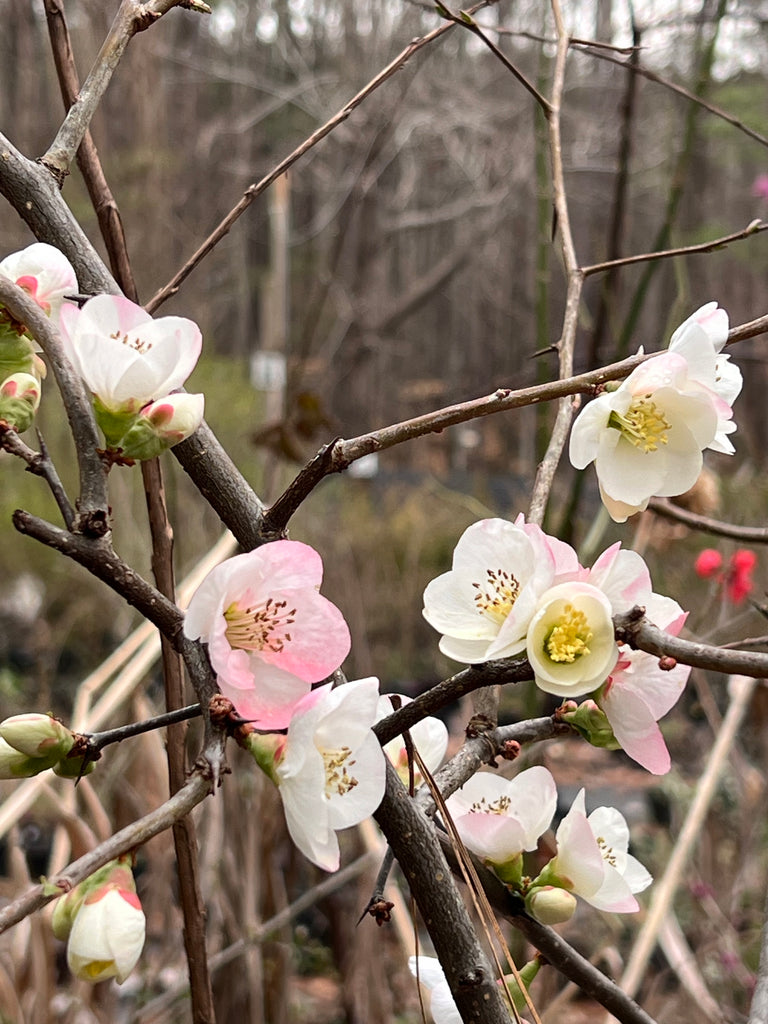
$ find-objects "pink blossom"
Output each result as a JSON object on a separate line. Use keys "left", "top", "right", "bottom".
{"left": 0, "top": 242, "right": 77, "bottom": 324}
{"left": 598, "top": 594, "right": 689, "bottom": 774}
{"left": 548, "top": 790, "right": 652, "bottom": 913}
{"left": 752, "top": 174, "right": 768, "bottom": 200}
{"left": 184, "top": 541, "right": 350, "bottom": 728}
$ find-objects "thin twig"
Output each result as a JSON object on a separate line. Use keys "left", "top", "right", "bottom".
{"left": 85, "top": 704, "right": 202, "bottom": 753}
{"left": 0, "top": 427, "right": 75, "bottom": 529}
{"left": 528, "top": 0, "right": 583, "bottom": 527}
{"left": 436, "top": 4, "right": 552, "bottom": 113}
{"left": 573, "top": 44, "right": 768, "bottom": 150}
{"left": 263, "top": 354, "right": 648, "bottom": 533}
{"left": 614, "top": 609, "right": 768, "bottom": 677}
{"left": 648, "top": 498, "right": 768, "bottom": 543}
{"left": 146, "top": 1, "right": 493, "bottom": 312}
{"left": 41, "top": 0, "right": 203, "bottom": 179}
{"left": 581, "top": 220, "right": 767, "bottom": 277}
{"left": 0, "top": 278, "right": 108, "bottom": 530}
{"left": 0, "top": 768, "right": 214, "bottom": 935}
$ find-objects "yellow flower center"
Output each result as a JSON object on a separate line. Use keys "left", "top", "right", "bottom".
{"left": 544, "top": 604, "right": 593, "bottom": 663}
{"left": 470, "top": 794, "right": 511, "bottom": 815}
{"left": 472, "top": 568, "right": 520, "bottom": 625}
{"left": 608, "top": 394, "right": 671, "bottom": 453}
{"left": 323, "top": 746, "right": 358, "bottom": 797}
{"left": 224, "top": 597, "right": 296, "bottom": 653}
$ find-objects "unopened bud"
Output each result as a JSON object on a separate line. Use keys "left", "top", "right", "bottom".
{"left": 0, "top": 713, "right": 74, "bottom": 759}
{"left": 112, "top": 393, "right": 205, "bottom": 461}
{"left": 560, "top": 699, "right": 620, "bottom": 751}
{"left": 525, "top": 885, "right": 577, "bottom": 925}
{"left": 0, "top": 372, "right": 41, "bottom": 431}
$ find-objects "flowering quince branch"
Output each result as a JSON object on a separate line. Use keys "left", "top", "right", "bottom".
{"left": 648, "top": 498, "right": 768, "bottom": 543}
{"left": 0, "top": 427, "right": 76, "bottom": 530}
{"left": 0, "top": 767, "right": 213, "bottom": 936}
{"left": 614, "top": 609, "right": 768, "bottom": 677}
{"left": 41, "top": 0, "right": 207, "bottom": 181}
{"left": 579, "top": 219, "right": 768, "bottom": 277}
{"left": 436, "top": 839, "right": 659, "bottom": 1024}
{"left": 0, "top": 276, "right": 108, "bottom": 529}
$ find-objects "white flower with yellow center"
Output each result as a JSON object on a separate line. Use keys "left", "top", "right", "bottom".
{"left": 526, "top": 582, "right": 618, "bottom": 698}
{"left": 275, "top": 677, "right": 386, "bottom": 871}
{"left": 546, "top": 790, "right": 652, "bottom": 913}
{"left": 569, "top": 351, "right": 720, "bottom": 522}
{"left": 422, "top": 519, "right": 577, "bottom": 663}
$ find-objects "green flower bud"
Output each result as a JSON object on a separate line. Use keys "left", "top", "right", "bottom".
{"left": 561, "top": 699, "right": 621, "bottom": 751}
{"left": 0, "top": 737, "right": 59, "bottom": 779}
{"left": 0, "top": 713, "right": 74, "bottom": 759}
{"left": 525, "top": 885, "right": 577, "bottom": 925}
{"left": 0, "top": 373, "right": 41, "bottom": 432}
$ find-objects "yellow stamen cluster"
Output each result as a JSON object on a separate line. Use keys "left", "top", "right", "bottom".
{"left": 544, "top": 604, "right": 593, "bottom": 664}
{"left": 596, "top": 835, "right": 617, "bottom": 867}
{"left": 110, "top": 329, "right": 152, "bottom": 355}
{"left": 224, "top": 596, "right": 296, "bottom": 653}
{"left": 608, "top": 393, "right": 671, "bottom": 453}
{"left": 472, "top": 568, "right": 520, "bottom": 624}
{"left": 470, "top": 794, "right": 512, "bottom": 816}
{"left": 323, "top": 747, "right": 358, "bottom": 797}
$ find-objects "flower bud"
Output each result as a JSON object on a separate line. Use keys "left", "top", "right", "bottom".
{"left": 0, "top": 737, "right": 60, "bottom": 779}
{"left": 0, "top": 373, "right": 41, "bottom": 432}
{"left": 238, "top": 727, "right": 285, "bottom": 786}
{"left": 525, "top": 885, "right": 577, "bottom": 925}
{"left": 53, "top": 753, "right": 95, "bottom": 779}
{"left": 560, "top": 699, "right": 621, "bottom": 751}
{"left": 58, "top": 858, "right": 145, "bottom": 984}
{"left": 111, "top": 393, "right": 205, "bottom": 461}
{"left": 0, "top": 330, "right": 42, "bottom": 380}
{"left": 0, "top": 713, "right": 74, "bottom": 759}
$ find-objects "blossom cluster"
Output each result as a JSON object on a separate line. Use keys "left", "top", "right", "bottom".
{"left": 570, "top": 303, "right": 741, "bottom": 522}
{"left": 423, "top": 516, "right": 689, "bottom": 774}
{"left": 446, "top": 765, "right": 651, "bottom": 921}
{"left": 0, "top": 242, "right": 204, "bottom": 459}
{"left": 185, "top": 541, "right": 445, "bottom": 871}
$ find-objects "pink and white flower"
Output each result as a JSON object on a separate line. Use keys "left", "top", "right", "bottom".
{"left": 547, "top": 789, "right": 652, "bottom": 913}
{"left": 569, "top": 352, "right": 720, "bottom": 522}
{"left": 598, "top": 593, "right": 689, "bottom": 775}
{"left": 375, "top": 693, "right": 448, "bottom": 787}
{"left": 668, "top": 302, "right": 741, "bottom": 454}
{"left": 0, "top": 242, "right": 78, "bottom": 324}
{"left": 184, "top": 541, "right": 351, "bottom": 729}
{"left": 59, "top": 294, "right": 202, "bottom": 416}
{"left": 446, "top": 766, "right": 556, "bottom": 870}
{"left": 275, "top": 677, "right": 386, "bottom": 871}
{"left": 422, "top": 518, "right": 575, "bottom": 663}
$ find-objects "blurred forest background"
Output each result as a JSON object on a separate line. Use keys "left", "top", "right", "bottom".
{"left": 1, "top": 1, "right": 768, "bottom": 1022}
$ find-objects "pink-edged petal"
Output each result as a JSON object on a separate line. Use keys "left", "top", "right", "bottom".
{"left": 555, "top": 795, "right": 605, "bottom": 897}
{"left": 584, "top": 868, "right": 640, "bottom": 913}
{"left": 218, "top": 663, "right": 311, "bottom": 729}
{"left": 454, "top": 812, "right": 528, "bottom": 864}
{"left": 601, "top": 685, "right": 671, "bottom": 775}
